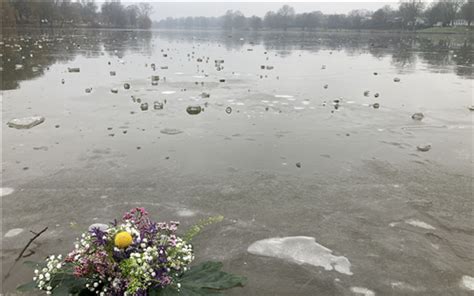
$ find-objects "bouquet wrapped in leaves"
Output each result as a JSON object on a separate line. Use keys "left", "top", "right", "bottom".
{"left": 19, "top": 208, "right": 245, "bottom": 295}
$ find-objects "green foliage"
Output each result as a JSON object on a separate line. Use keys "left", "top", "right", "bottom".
{"left": 18, "top": 261, "right": 245, "bottom": 296}
{"left": 154, "top": 261, "right": 246, "bottom": 296}
{"left": 183, "top": 215, "right": 224, "bottom": 242}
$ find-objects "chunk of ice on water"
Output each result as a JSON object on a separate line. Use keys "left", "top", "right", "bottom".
{"left": 247, "top": 236, "right": 352, "bottom": 275}
{"left": 7, "top": 116, "right": 45, "bottom": 129}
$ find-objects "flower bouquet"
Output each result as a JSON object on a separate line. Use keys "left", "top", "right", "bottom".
{"left": 18, "top": 208, "right": 245, "bottom": 295}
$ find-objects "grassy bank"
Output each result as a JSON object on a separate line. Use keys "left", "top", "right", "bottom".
{"left": 417, "top": 26, "right": 473, "bottom": 34}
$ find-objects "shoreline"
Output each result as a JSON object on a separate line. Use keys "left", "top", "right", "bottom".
{"left": 2, "top": 26, "right": 472, "bottom": 35}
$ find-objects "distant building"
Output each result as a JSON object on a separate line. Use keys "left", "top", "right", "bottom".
{"left": 453, "top": 19, "right": 468, "bottom": 26}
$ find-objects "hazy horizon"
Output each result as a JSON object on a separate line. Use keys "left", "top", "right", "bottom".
{"left": 121, "top": 1, "right": 401, "bottom": 21}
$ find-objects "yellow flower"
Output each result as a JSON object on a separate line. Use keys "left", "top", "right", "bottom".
{"left": 114, "top": 231, "right": 133, "bottom": 249}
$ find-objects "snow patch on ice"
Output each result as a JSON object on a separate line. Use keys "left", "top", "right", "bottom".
{"left": 247, "top": 236, "right": 352, "bottom": 275}
{"left": 176, "top": 209, "right": 196, "bottom": 217}
{"left": 161, "top": 91, "right": 176, "bottom": 95}
{"left": 4, "top": 228, "right": 24, "bottom": 238}
{"left": 0, "top": 187, "right": 14, "bottom": 197}
{"left": 405, "top": 219, "right": 435, "bottom": 230}
{"left": 460, "top": 275, "right": 474, "bottom": 290}
{"left": 350, "top": 287, "right": 375, "bottom": 296}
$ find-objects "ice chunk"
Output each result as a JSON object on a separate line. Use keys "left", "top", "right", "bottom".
{"left": 248, "top": 236, "right": 352, "bottom": 275}
{"left": 7, "top": 116, "right": 45, "bottom": 129}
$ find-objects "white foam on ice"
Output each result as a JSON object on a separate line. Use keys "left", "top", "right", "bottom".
{"left": 405, "top": 219, "right": 435, "bottom": 230}
{"left": 350, "top": 287, "right": 375, "bottom": 296}
{"left": 274, "top": 94, "right": 293, "bottom": 98}
{"left": 460, "top": 275, "right": 474, "bottom": 290}
{"left": 4, "top": 228, "right": 24, "bottom": 238}
{"left": 247, "top": 236, "right": 352, "bottom": 275}
{"left": 161, "top": 91, "right": 176, "bottom": 95}
{"left": 0, "top": 187, "right": 14, "bottom": 197}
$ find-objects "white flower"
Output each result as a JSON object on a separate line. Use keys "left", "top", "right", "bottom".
{"left": 93, "top": 282, "right": 99, "bottom": 288}
{"left": 177, "top": 283, "right": 181, "bottom": 288}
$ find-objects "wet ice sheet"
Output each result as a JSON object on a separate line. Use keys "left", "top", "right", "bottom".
{"left": 247, "top": 236, "right": 352, "bottom": 275}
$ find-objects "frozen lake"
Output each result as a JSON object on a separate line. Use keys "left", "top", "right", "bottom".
{"left": 1, "top": 29, "right": 473, "bottom": 295}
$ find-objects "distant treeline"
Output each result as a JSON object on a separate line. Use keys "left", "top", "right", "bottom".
{"left": 1, "top": 0, "right": 153, "bottom": 29}
{"left": 155, "top": 1, "right": 474, "bottom": 31}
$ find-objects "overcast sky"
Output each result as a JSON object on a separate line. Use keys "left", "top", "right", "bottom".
{"left": 122, "top": 1, "right": 402, "bottom": 21}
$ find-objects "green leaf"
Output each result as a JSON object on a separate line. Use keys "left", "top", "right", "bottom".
{"left": 182, "top": 261, "right": 246, "bottom": 290}
{"left": 184, "top": 216, "right": 224, "bottom": 242}
{"left": 152, "top": 261, "right": 246, "bottom": 295}
{"left": 17, "top": 281, "right": 37, "bottom": 292}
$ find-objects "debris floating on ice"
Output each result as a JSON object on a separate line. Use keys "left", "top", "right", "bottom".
{"left": 247, "top": 236, "right": 352, "bottom": 275}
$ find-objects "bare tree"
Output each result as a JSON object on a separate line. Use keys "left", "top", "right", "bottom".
{"left": 440, "top": 0, "right": 465, "bottom": 26}
{"left": 399, "top": 0, "right": 425, "bottom": 30}
{"left": 461, "top": 0, "right": 474, "bottom": 25}
{"left": 276, "top": 5, "right": 295, "bottom": 30}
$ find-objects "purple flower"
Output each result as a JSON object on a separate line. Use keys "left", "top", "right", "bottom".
{"left": 89, "top": 227, "right": 107, "bottom": 246}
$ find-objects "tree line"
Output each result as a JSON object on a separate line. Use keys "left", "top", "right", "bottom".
{"left": 155, "top": 0, "right": 474, "bottom": 31}
{"left": 1, "top": 0, "right": 153, "bottom": 29}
